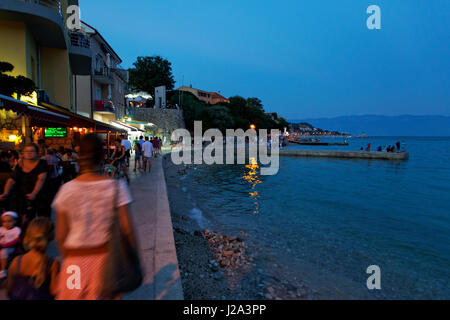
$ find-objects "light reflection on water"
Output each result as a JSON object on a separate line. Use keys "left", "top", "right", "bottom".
{"left": 242, "top": 157, "right": 262, "bottom": 214}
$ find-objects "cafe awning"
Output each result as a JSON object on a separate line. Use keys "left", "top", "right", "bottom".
{"left": 0, "top": 94, "right": 70, "bottom": 126}
{"left": 40, "top": 102, "right": 126, "bottom": 134}
{"left": 1, "top": 94, "right": 126, "bottom": 134}
{"left": 94, "top": 120, "right": 127, "bottom": 133}
{"left": 110, "top": 121, "right": 139, "bottom": 132}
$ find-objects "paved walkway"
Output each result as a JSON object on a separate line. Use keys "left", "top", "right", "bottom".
{"left": 123, "top": 156, "right": 183, "bottom": 300}
{"left": 0, "top": 155, "right": 183, "bottom": 300}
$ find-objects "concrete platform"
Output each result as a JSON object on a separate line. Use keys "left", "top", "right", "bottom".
{"left": 280, "top": 149, "right": 409, "bottom": 160}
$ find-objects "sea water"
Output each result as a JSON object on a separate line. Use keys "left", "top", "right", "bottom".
{"left": 180, "top": 137, "right": 450, "bottom": 299}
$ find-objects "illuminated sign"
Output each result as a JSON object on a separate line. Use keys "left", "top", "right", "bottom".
{"left": 45, "top": 127, "right": 67, "bottom": 137}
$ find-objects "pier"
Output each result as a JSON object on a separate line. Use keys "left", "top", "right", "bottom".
{"left": 279, "top": 149, "right": 409, "bottom": 160}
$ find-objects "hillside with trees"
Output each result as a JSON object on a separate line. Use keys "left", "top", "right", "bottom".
{"left": 168, "top": 90, "right": 289, "bottom": 133}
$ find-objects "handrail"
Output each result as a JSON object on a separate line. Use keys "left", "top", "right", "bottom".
{"left": 19, "top": 0, "right": 62, "bottom": 15}
{"left": 70, "top": 31, "right": 90, "bottom": 49}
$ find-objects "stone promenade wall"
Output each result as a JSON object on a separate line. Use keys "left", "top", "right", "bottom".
{"left": 129, "top": 108, "right": 185, "bottom": 131}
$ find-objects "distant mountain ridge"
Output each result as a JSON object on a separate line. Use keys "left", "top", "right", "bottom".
{"left": 289, "top": 115, "right": 450, "bottom": 136}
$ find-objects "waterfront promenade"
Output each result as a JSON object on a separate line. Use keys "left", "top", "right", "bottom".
{"left": 123, "top": 156, "right": 183, "bottom": 300}
{"left": 0, "top": 156, "right": 183, "bottom": 300}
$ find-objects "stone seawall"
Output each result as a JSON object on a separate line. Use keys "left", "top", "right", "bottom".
{"left": 279, "top": 149, "right": 410, "bottom": 160}
{"left": 129, "top": 108, "right": 185, "bottom": 131}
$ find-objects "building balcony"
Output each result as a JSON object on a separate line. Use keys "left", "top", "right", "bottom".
{"left": 69, "top": 31, "right": 92, "bottom": 75}
{"left": 94, "top": 100, "right": 115, "bottom": 114}
{"left": 93, "top": 67, "right": 114, "bottom": 85}
{"left": 0, "top": 0, "right": 66, "bottom": 48}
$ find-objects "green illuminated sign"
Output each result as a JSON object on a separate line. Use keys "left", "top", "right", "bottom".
{"left": 45, "top": 127, "right": 67, "bottom": 138}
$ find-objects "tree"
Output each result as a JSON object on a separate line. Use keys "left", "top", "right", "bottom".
{"left": 246, "top": 97, "right": 263, "bottom": 110}
{"left": 0, "top": 62, "right": 35, "bottom": 98}
{"left": 128, "top": 56, "right": 175, "bottom": 93}
{"left": 204, "top": 106, "right": 235, "bottom": 132}
{"left": 168, "top": 90, "right": 206, "bottom": 132}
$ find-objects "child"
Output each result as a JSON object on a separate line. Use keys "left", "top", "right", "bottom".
{"left": 0, "top": 211, "right": 21, "bottom": 279}
{"left": 6, "top": 217, "right": 60, "bottom": 300}
{"left": 104, "top": 159, "right": 116, "bottom": 177}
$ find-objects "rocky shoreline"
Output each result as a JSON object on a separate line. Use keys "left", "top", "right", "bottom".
{"left": 163, "top": 155, "right": 314, "bottom": 300}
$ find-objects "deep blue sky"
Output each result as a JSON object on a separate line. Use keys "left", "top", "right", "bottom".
{"left": 79, "top": 0, "right": 450, "bottom": 119}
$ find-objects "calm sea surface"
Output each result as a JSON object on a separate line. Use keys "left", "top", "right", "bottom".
{"left": 180, "top": 137, "right": 450, "bottom": 299}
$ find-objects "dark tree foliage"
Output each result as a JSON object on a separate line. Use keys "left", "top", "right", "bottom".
{"left": 0, "top": 62, "right": 36, "bottom": 98}
{"left": 168, "top": 90, "right": 288, "bottom": 133}
{"left": 128, "top": 56, "right": 175, "bottom": 93}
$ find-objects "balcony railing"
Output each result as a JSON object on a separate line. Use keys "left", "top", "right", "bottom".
{"left": 70, "top": 31, "right": 90, "bottom": 49}
{"left": 94, "top": 67, "right": 111, "bottom": 77}
{"left": 93, "top": 67, "right": 115, "bottom": 85}
{"left": 20, "top": 0, "right": 62, "bottom": 15}
{"left": 95, "top": 100, "right": 115, "bottom": 113}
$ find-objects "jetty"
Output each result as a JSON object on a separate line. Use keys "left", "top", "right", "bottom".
{"left": 289, "top": 141, "right": 349, "bottom": 146}
{"left": 279, "top": 149, "right": 409, "bottom": 160}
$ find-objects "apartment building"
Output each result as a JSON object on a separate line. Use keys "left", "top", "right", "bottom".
{"left": 71, "top": 21, "right": 127, "bottom": 124}
{"left": 0, "top": 0, "right": 78, "bottom": 110}
{"left": 0, "top": 0, "right": 126, "bottom": 148}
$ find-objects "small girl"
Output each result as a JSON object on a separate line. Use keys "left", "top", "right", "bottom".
{"left": 6, "top": 217, "right": 60, "bottom": 300}
{"left": 103, "top": 159, "right": 116, "bottom": 177}
{"left": 0, "top": 211, "right": 21, "bottom": 279}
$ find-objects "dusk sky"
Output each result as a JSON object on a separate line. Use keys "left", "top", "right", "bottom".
{"left": 79, "top": 0, "right": 450, "bottom": 120}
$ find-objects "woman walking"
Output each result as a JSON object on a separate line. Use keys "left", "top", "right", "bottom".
{"left": 52, "top": 134, "right": 138, "bottom": 300}
{"left": 133, "top": 141, "right": 143, "bottom": 172}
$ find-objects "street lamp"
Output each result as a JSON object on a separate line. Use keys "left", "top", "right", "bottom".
{"left": 250, "top": 124, "right": 256, "bottom": 130}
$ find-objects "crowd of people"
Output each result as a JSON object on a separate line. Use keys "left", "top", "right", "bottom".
{"left": 0, "top": 133, "right": 146, "bottom": 299}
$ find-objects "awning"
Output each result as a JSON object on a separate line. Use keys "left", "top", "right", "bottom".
{"left": 110, "top": 121, "right": 139, "bottom": 132}
{"left": 94, "top": 120, "right": 127, "bottom": 133}
{"left": 1, "top": 95, "right": 126, "bottom": 134}
{"left": 40, "top": 102, "right": 126, "bottom": 134}
{"left": 40, "top": 102, "right": 96, "bottom": 128}
{"left": 0, "top": 94, "right": 70, "bottom": 126}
